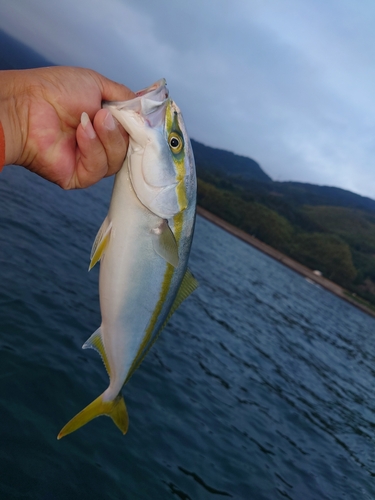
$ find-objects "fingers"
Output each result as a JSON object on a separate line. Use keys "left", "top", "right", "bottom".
{"left": 74, "top": 109, "right": 128, "bottom": 189}
{"left": 95, "top": 73, "right": 136, "bottom": 102}
{"left": 94, "top": 108, "right": 129, "bottom": 177}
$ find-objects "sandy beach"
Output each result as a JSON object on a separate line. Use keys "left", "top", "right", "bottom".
{"left": 197, "top": 205, "right": 375, "bottom": 319}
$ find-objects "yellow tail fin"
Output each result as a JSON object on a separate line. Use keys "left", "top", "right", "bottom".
{"left": 57, "top": 393, "right": 128, "bottom": 439}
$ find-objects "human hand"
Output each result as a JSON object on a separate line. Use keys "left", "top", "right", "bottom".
{"left": 0, "top": 66, "right": 135, "bottom": 189}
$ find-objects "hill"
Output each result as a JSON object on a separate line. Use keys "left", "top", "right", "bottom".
{"left": 3, "top": 29, "right": 375, "bottom": 306}
{"left": 195, "top": 153, "right": 375, "bottom": 214}
{"left": 0, "top": 29, "right": 53, "bottom": 70}
{"left": 191, "top": 139, "right": 272, "bottom": 183}
{"left": 250, "top": 180, "right": 375, "bottom": 213}
{"left": 195, "top": 146, "right": 375, "bottom": 306}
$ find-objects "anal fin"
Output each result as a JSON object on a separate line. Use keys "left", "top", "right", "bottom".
{"left": 83, "top": 327, "right": 110, "bottom": 376}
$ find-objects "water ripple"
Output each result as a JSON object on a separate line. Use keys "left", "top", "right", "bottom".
{"left": 1, "top": 168, "right": 375, "bottom": 498}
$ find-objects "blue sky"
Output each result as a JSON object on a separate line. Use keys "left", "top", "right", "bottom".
{"left": 1, "top": 0, "right": 375, "bottom": 198}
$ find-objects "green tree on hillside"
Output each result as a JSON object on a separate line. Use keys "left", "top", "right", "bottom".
{"left": 197, "top": 179, "right": 293, "bottom": 251}
{"left": 196, "top": 161, "right": 375, "bottom": 306}
{"left": 290, "top": 233, "right": 357, "bottom": 286}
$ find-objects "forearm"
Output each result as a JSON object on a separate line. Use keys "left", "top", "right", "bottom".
{"left": 0, "top": 70, "right": 27, "bottom": 167}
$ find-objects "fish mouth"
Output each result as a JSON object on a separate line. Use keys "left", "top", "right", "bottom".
{"left": 135, "top": 79, "right": 168, "bottom": 98}
{"left": 103, "top": 79, "right": 169, "bottom": 128}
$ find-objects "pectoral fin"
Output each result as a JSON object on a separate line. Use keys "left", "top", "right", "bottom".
{"left": 152, "top": 220, "right": 179, "bottom": 267}
{"left": 89, "top": 217, "right": 112, "bottom": 270}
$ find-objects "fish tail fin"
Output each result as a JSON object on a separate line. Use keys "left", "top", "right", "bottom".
{"left": 57, "top": 392, "right": 128, "bottom": 440}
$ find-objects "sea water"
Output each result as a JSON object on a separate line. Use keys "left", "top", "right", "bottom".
{"left": 1, "top": 166, "right": 375, "bottom": 499}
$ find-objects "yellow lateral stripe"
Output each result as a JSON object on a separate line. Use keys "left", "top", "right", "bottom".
{"left": 125, "top": 262, "right": 174, "bottom": 383}
{"left": 166, "top": 100, "right": 188, "bottom": 212}
{"left": 176, "top": 179, "right": 188, "bottom": 212}
{"left": 165, "top": 99, "right": 173, "bottom": 131}
{"left": 125, "top": 269, "right": 198, "bottom": 382}
{"left": 125, "top": 211, "right": 184, "bottom": 382}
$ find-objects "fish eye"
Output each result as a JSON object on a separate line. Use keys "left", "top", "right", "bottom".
{"left": 168, "top": 132, "right": 183, "bottom": 154}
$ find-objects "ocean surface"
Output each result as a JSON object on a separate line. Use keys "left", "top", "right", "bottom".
{"left": 1, "top": 166, "right": 375, "bottom": 500}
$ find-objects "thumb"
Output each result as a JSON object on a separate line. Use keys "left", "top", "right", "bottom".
{"left": 94, "top": 73, "right": 136, "bottom": 102}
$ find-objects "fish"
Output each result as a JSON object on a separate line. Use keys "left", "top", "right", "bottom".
{"left": 58, "top": 79, "right": 197, "bottom": 439}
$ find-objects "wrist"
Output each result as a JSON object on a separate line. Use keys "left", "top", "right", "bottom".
{"left": 0, "top": 70, "right": 28, "bottom": 166}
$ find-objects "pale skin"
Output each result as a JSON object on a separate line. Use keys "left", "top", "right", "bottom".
{"left": 0, "top": 66, "right": 135, "bottom": 189}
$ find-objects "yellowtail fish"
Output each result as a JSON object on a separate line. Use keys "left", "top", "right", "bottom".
{"left": 58, "top": 79, "right": 197, "bottom": 439}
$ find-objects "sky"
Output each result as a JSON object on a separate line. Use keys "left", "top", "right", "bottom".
{"left": 1, "top": 0, "right": 375, "bottom": 198}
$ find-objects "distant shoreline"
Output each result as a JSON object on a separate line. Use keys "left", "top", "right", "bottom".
{"left": 197, "top": 205, "right": 375, "bottom": 319}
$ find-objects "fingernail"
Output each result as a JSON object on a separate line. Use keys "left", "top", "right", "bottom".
{"left": 104, "top": 111, "right": 116, "bottom": 131}
{"left": 81, "top": 112, "right": 96, "bottom": 139}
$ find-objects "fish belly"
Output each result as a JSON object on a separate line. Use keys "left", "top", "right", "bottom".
{"left": 98, "top": 165, "right": 167, "bottom": 398}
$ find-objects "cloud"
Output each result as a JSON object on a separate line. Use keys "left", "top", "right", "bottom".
{"left": 1, "top": 0, "right": 375, "bottom": 197}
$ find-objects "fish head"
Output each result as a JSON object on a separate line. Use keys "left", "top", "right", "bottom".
{"left": 104, "top": 79, "right": 195, "bottom": 219}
